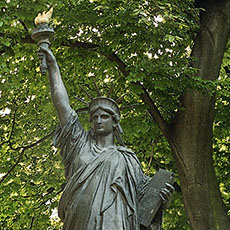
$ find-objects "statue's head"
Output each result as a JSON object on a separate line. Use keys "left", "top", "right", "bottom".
{"left": 88, "top": 97, "right": 124, "bottom": 145}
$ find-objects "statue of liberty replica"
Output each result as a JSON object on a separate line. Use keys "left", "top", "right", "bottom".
{"left": 33, "top": 9, "right": 174, "bottom": 230}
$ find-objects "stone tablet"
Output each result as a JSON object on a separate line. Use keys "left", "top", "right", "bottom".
{"left": 139, "top": 169, "right": 175, "bottom": 227}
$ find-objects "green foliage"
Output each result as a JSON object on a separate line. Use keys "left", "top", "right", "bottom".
{"left": 213, "top": 47, "right": 230, "bottom": 216}
{"left": 0, "top": 0, "right": 229, "bottom": 229}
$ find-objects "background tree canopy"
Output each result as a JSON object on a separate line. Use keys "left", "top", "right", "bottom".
{"left": 0, "top": 0, "right": 230, "bottom": 229}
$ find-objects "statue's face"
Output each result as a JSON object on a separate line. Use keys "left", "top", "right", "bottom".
{"left": 92, "top": 109, "right": 115, "bottom": 136}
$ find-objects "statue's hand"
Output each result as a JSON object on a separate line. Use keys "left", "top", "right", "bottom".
{"left": 38, "top": 46, "right": 57, "bottom": 68}
{"left": 159, "top": 183, "right": 175, "bottom": 209}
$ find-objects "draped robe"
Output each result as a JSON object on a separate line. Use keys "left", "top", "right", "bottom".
{"left": 54, "top": 110, "right": 162, "bottom": 230}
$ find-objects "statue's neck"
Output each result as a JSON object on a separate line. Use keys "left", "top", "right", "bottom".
{"left": 95, "top": 133, "right": 115, "bottom": 149}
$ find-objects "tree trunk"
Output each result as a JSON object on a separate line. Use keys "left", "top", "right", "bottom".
{"left": 169, "top": 1, "right": 230, "bottom": 229}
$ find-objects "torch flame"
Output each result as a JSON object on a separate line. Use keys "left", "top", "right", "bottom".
{"left": 34, "top": 7, "right": 53, "bottom": 26}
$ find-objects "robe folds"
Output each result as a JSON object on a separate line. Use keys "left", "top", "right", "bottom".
{"left": 54, "top": 110, "right": 162, "bottom": 230}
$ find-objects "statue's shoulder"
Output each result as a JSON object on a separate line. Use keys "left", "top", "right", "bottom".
{"left": 117, "top": 146, "right": 135, "bottom": 155}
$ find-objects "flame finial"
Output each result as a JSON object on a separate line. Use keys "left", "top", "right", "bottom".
{"left": 34, "top": 7, "right": 53, "bottom": 26}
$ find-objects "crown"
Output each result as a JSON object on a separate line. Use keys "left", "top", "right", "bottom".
{"left": 89, "top": 96, "right": 121, "bottom": 121}
{"left": 74, "top": 80, "right": 127, "bottom": 116}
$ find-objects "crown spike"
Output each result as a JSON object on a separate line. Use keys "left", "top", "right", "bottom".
{"left": 76, "top": 107, "right": 89, "bottom": 113}
{"left": 107, "top": 84, "right": 114, "bottom": 98}
{"left": 120, "top": 104, "right": 140, "bottom": 110}
{"left": 74, "top": 96, "right": 89, "bottom": 106}
{"left": 93, "top": 79, "right": 102, "bottom": 96}
{"left": 79, "top": 85, "right": 94, "bottom": 100}
{"left": 116, "top": 93, "right": 127, "bottom": 104}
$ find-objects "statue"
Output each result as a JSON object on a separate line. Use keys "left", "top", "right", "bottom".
{"left": 38, "top": 46, "right": 174, "bottom": 230}
{"left": 34, "top": 10, "right": 174, "bottom": 228}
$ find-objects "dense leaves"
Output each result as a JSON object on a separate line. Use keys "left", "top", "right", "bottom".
{"left": 0, "top": 0, "right": 229, "bottom": 229}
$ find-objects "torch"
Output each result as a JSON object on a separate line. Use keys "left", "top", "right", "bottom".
{"left": 32, "top": 8, "right": 54, "bottom": 75}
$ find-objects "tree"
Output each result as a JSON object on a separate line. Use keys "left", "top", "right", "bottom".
{"left": 0, "top": 0, "right": 230, "bottom": 229}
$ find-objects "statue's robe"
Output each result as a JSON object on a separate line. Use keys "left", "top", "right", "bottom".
{"left": 54, "top": 111, "right": 162, "bottom": 230}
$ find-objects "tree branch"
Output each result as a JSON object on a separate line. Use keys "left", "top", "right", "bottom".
{"left": 0, "top": 130, "right": 55, "bottom": 184}
{"left": 69, "top": 40, "right": 99, "bottom": 49}
{"left": 30, "top": 216, "right": 35, "bottom": 229}
{"left": 1, "top": 33, "right": 170, "bottom": 136}
{"left": 21, "top": 35, "right": 34, "bottom": 44}
{"left": 22, "top": 130, "right": 55, "bottom": 150}
{"left": 0, "top": 149, "right": 24, "bottom": 184}
{"left": 136, "top": 82, "right": 171, "bottom": 139}
{"left": 106, "top": 52, "right": 129, "bottom": 76}
{"left": 18, "top": 19, "right": 29, "bottom": 32}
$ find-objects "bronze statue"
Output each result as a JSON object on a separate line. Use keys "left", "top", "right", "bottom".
{"left": 39, "top": 46, "right": 174, "bottom": 230}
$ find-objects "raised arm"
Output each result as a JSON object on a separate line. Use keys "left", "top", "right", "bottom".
{"left": 39, "top": 47, "right": 72, "bottom": 127}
